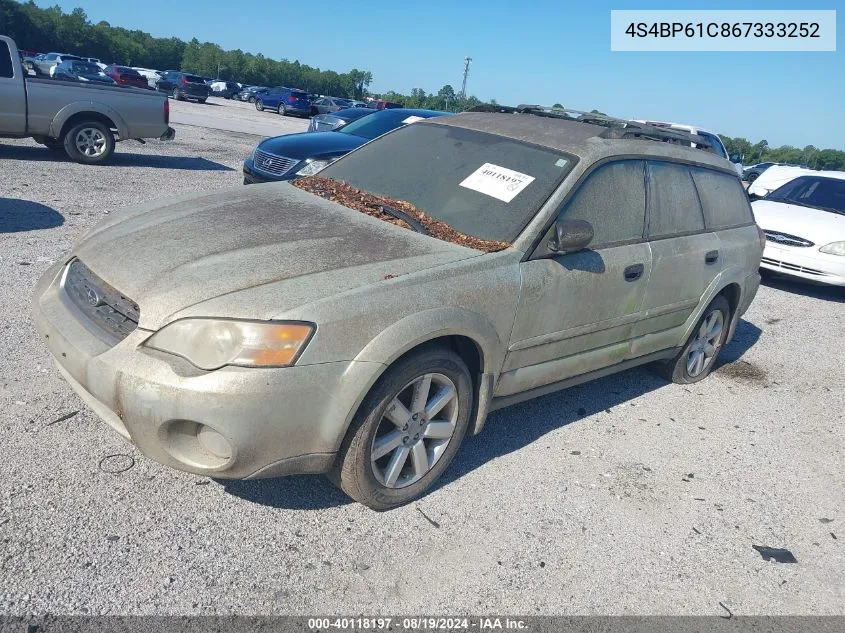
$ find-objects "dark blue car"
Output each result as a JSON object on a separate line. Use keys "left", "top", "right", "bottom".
{"left": 254, "top": 87, "right": 312, "bottom": 117}
{"left": 243, "top": 108, "right": 449, "bottom": 184}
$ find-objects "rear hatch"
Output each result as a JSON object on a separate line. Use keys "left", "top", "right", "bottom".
{"left": 181, "top": 74, "right": 210, "bottom": 94}
{"left": 287, "top": 91, "right": 311, "bottom": 110}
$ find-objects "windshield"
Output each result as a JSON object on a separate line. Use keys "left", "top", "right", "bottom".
{"left": 768, "top": 176, "right": 845, "bottom": 215}
{"left": 72, "top": 62, "right": 101, "bottom": 74}
{"left": 307, "top": 122, "right": 572, "bottom": 246}
{"left": 339, "top": 110, "right": 443, "bottom": 140}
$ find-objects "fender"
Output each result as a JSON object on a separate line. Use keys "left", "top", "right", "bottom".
{"left": 681, "top": 265, "right": 747, "bottom": 345}
{"left": 344, "top": 307, "right": 507, "bottom": 439}
{"left": 353, "top": 306, "right": 504, "bottom": 373}
{"left": 49, "top": 101, "right": 129, "bottom": 140}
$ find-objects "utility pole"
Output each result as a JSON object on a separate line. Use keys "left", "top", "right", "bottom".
{"left": 460, "top": 56, "right": 472, "bottom": 99}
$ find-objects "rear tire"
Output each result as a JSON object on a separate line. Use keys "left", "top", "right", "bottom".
{"left": 255, "top": 99, "right": 264, "bottom": 111}
{"left": 278, "top": 104, "right": 287, "bottom": 116}
{"left": 248, "top": 96, "right": 256, "bottom": 103}
{"left": 656, "top": 295, "right": 731, "bottom": 384}
{"left": 62, "top": 121, "right": 115, "bottom": 165}
{"left": 197, "top": 98, "right": 207, "bottom": 104}
{"left": 747, "top": 172, "right": 759, "bottom": 183}
{"left": 329, "top": 346, "right": 473, "bottom": 511}
{"left": 172, "top": 88, "right": 183, "bottom": 101}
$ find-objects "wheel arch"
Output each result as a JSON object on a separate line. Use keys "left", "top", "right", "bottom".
{"left": 50, "top": 103, "right": 127, "bottom": 141}
{"left": 681, "top": 273, "right": 746, "bottom": 345}
{"left": 337, "top": 308, "right": 505, "bottom": 449}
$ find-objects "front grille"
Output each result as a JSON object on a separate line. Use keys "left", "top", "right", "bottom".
{"left": 764, "top": 230, "right": 814, "bottom": 248}
{"left": 253, "top": 149, "right": 299, "bottom": 176}
{"left": 760, "top": 256, "right": 828, "bottom": 277}
{"left": 64, "top": 259, "right": 139, "bottom": 340}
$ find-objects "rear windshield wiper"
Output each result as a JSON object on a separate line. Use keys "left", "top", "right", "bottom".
{"left": 379, "top": 205, "right": 430, "bottom": 236}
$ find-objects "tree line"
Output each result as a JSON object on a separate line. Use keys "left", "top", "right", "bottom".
{"left": 0, "top": 0, "right": 374, "bottom": 98}
{"left": 719, "top": 135, "right": 845, "bottom": 171}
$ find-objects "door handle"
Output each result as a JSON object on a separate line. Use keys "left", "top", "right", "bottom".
{"left": 705, "top": 250, "right": 719, "bottom": 265}
{"left": 623, "top": 263, "right": 644, "bottom": 282}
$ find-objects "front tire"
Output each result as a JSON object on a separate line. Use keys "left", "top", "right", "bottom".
{"left": 62, "top": 121, "right": 115, "bottom": 165}
{"left": 747, "top": 172, "right": 759, "bottom": 183}
{"left": 657, "top": 295, "right": 730, "bottom": 384}
{"left": 330, "top": 346, "right": 473, "bottom": 511}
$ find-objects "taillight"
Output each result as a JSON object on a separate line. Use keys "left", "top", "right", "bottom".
{"left": 180, "top": 76, "right": 189, "bottom": 86}
{"left": 164, "top": 98, "right": 169, "bottom": 124}
{"left": 288, "top": 95, "right": 296, "bottom": 103}
{"left": 756, "top": 225, "right": 766, "bottom": 249}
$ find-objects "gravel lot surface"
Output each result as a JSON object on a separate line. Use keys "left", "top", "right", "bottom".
{"left": 170, "top": 96, "right": 309, "bottom": 137}
{"left": 0, "top": 99, "right": 843, "bottom": 616}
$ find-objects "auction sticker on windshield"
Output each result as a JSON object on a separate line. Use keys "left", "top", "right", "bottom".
{"left": 459, "top": 163, "right": 535, "bottom": 203}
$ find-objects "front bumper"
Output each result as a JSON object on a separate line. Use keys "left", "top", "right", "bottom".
{"left": 761, "top": 244, "right": 845, "bottom": 286}
{"left": 32, "top": 261, "right": 383, "bottom": 479}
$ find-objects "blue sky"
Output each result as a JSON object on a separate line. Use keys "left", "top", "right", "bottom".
{"left": 35, "top": 0, "right": 844, "bottom": 149}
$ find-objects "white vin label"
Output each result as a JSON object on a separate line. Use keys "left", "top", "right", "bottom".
{"left": 459, "top": 163, "right": 535, "bottom": 203}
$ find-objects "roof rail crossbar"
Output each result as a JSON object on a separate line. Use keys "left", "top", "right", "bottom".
{"left": 485, "top": 104, "right": 720, "bottom": 156}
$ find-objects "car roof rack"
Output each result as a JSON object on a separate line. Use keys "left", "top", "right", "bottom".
{"left": 468, "top": 103, "right": 720, "bottom": 156}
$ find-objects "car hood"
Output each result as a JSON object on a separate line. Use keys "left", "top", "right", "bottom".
{"left": 258, "top": 131, "right": 366, "bottom": 160}
{"left": 752, "top": 199, "right": 845, "bottom": 244}
{"left": 73, "top": 183, "right": 479, "bottom": 330}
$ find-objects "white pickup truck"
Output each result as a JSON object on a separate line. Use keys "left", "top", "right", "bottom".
{"left": 0, "top": 35, "right": 175, "bottom": 164}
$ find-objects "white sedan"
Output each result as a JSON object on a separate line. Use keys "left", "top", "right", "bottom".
{"left": 752, "top": 174, "right": 845, "bottom": 286}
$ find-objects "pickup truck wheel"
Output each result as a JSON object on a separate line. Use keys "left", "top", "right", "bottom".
{"left": 255, "top": 99, "right": 264, "bottom": 111}
{"left": 63, "top": 121, "right": 114, "bottom": 165}
{"left": 329, "top": 346, "right": 472, "bottom": 511}
{"left": 656, "top": 295, "right": 730, "bottom": 384}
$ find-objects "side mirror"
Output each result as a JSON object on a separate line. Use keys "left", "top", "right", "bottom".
{"left": 549, "top": 218, "right": 594, "bottom": 253}
{"left": 729, "top": 153, "right": 742, "bottom": 164}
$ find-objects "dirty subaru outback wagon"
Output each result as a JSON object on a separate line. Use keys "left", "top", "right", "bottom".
{"left": 33, "top": 108, "right": 762, "bottom": 510}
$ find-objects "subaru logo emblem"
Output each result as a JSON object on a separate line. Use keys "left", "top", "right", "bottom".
{"left": 86, "top": 287, "right": 100, "bottom": 306}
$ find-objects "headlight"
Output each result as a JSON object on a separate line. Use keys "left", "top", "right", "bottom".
{"left": 144, "top": 319, "right": 314, "bottom": 370}
{"left": 294, "top": 158, "right": 333, "bottom": 176}
{"left": 819, "top": 241, "right": 845, "bottom": 256}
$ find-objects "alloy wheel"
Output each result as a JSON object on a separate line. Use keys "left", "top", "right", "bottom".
{"left": 74, "top": 127, "right": 107, "bottom": 157}
{"left": 370, "top": 373, "right": 459, "bottom": 488}
{"left": 686, "top": 310, "right": 724, "bottom": 377}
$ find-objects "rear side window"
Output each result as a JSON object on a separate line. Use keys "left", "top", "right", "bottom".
{"left": 184, "top": 75, "right": 205, "bottom": 83}
{"left": 0, "top": 41, "right": 13, "bottom": 78}
{"left": 647, "top": 161, "right": 706, "bottom": 238}
{"left": 690, "top": 168, "right": 752, "bottom": 229}
{"left": 560, "top": 160, "right": 646, "bottom": 248}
